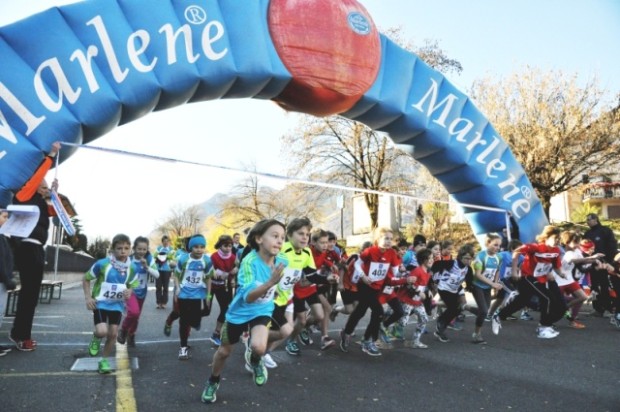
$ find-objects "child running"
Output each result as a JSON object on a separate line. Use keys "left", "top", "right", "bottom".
{"left": 557, "top": 232, "right": 603, "bottom": 329}
{"left": 492, "top": 225, "right": 568, "bottom": 339}
{"left": 83, "top": 234, "right": 138, "bottom": 373}
{"left": 208, "top": 234, "right": 239, "bottom": 346}
{"left": 201, "top": 219, "right": 287, "bottom": 404}
{"left": 173, "top": 234, "right": 212, "bottom": 360}
{"left": 339, "top": 227, "right": 411, "bottom": 356}
{"left": 264, "top": 217, "right": 315, "bottom": 368}
{"left": 471, "top": 233, "right": 503, "bottom": 344}
{"left": 117, "top": 236, "right": 159, "bottom": 347}
{"left": 398, "top": 247, "right": 434, "bottom": 348}
{"left": 431, "top": 244, "right": 476, "bottom": 343}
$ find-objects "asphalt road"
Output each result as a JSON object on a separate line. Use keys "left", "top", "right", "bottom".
{"left": 1, "top": 283, "right": 619, "bottom": 412}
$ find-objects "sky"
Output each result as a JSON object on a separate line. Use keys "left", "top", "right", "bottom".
{"left": 1, "top": 0, "right": 619, "bottom": 242}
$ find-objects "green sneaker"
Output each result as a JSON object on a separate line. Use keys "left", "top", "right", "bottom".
{"left": 251, "top": 359, "right": 268, "bottom": 386}
{"left": 201, "top": 380, "right": 220, "bottom": 404}
{"left": 98, "top": 358, "right": 111, "bottom": 374}
{"left": 88, "top": 335, "right": 101, "bottom": 357}
{"left": 163, "top": 323, "right": 171, "bottom": 337}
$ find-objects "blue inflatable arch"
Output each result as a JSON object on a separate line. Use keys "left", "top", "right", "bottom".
{"left": 0, "top": 0, "right": 548, "bottom": 242}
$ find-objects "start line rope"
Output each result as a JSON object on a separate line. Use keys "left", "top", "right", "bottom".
{"left": 59, "top": 142, "right": 512, "bottom": 236}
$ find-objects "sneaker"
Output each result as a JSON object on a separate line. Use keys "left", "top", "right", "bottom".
{"left": 520, "top": 311, "right": 534, "bottom": 321}
{"left": 339, "top": 330, "right": 351, "bottom": 353}
{"left": 411, "top": 340, "right": 428, "bottom": 349}
{"left": 285, "top": 340, "right": 300, "bottom": 356}
{"left": 201, "top": 380, "right": 220, "bottom": 404}
{"left": 244, "top": 339, "right": 253, "bottom": 369}
{"left": 361, "top": 340, "right": 382, "bottom": 356}
{"left": 391, "top": 324, "right": 406, "bottom": 340}
{"left": 98, "top": 358, "right": 111, "bottom": 374}
{"left": 329, "top": 308, "right": 339, "bottom": 322}
{"left": 433, "top": 330, "right": 449, "bottom": 343}
{"left": 472, "top": 333, "right": 487, "bottom": 345}
{"left": 379, "top": 324, "right": 392, "bottom": 344}
{"left": 320, "top": 336, "right": 336, "bottom": 350}
{"left": 447, "top": 321, "right": 463, "bottom": 331}
{"left": 263, "top": 353, "right": 278, "bottom": 369}
{"left": 88, "top": 335, "right": 101, "bottom": 357}
{"left": 569, "top": 320, "right": 586, "bottom": 329}
{"left": 0, "top": 345, "right": 12, "bottom": 353}
{"left": 537, "top": 326, "right": 559, "bottom": 339}
{"left": 613, "top": 316, "right": 620, "bottom": 329}
{"left": 491, "top": 314, "right": 502, "bottom": 335}
{"left": 505, "top": 315, "right": 518, "bottom": 321}
{"left": 127, "top": 334, "right": 136, "bottom": 348}
{"left": 209, "top": 333, "right": 222, "bottom": 346}
{"left": 251, "top": 359, "right": 268, "bottom": 386}
{"left": 484, "top": 314, "right": 492, "bottom": 322}
{"left": 308, "top": 324, "right": 321, "bottom": 335}
{"left": 298, "top": 329, "right": 313, "bottom": 346}
{"left": 178, "top": 346, "right": 190, "bottom": 360}
{"left": 117, "top": 328, "right": 127, "bottom": 345}
{"left": 0, "top": 350, "right": 6, "bottom": 357}
{"left": 163, "top": 323, "right": 172, "bottom": 337}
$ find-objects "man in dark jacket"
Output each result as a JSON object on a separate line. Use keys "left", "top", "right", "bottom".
{"left": 0, "top": 209, "right": 17, "bottom": 355}
{"left": 584, "top": 213, "right": 618, "bottom": 316}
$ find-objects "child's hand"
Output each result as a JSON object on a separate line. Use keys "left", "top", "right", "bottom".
{"left": 269, "top": 263, "right": 285, "bottom": 286}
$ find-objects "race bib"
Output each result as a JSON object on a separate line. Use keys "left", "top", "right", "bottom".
{"left": 181, "top": 269, "right": 205, "bottom": 289}
{"left": 255, "top": 283, "right": 277, "bottom": 304}
{"left": 96, "top": 282, "right": 127, "bottom": 302}
{"left": 368, "top": 261, "right": 388, "bottom": 282}
{"left": 351, "top": 269, "right": 363, "bottom": 284}
{"left": 136, "top": 272, "right": 148, "bottom": 290}
{"left": 533, "top": 262, "right": 553, "bottom": 277}
{"left": 279, "top": 268, "right": 302, "bottom": 291}
{"left": 482, "top": 268, "right": 495, "bottom": 281}
{"left": 502, "top": 267, "right": 512, "bottom": 278}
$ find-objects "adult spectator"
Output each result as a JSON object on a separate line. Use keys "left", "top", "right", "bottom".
{"left": 0, "top": 208, "right": 17, "bottom": 355}
{"left": 231, "top": 232, "right": 244, "bottom": 256}
{"left": 155, "top": 235, "right": 176, "bottom": 309}
{"left": 584, "top": 213, "right": 618, "bottom": 316}
{"left": 10, "top": 142, "right": 60, "bottom": 351}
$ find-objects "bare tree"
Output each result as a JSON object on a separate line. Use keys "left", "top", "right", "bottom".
{"left": 281, "top": 29, "right": 463, "bottom": 230}
{"left": 217, "top": 175, "right": 324, "bottom": 228}
{"left": 155, "top": 204, "right": 204, "bottom": 239}
{"left": 469, "top": 67, "right": 620, "bottom": 215}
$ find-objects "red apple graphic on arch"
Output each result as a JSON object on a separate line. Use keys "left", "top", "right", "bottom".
{"left": 269, "top": 0, "right": 381, "bottom": 116}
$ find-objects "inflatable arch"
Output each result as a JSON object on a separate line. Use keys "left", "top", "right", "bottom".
{"left": 0, "top": 0, "right": 548, "bottom": 242}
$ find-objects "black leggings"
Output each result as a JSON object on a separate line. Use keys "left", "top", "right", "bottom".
{"left": 210, "top": 286, "right": 232, "bottom": 324}
{"left": 382, "top": 297, "right": 404, "bottom": 328}
{"left": 499, "top": 277, "right": 566, "bottom": 327}
{"left": 344, "top": 282, "right": 383, "bottom": 341}
{"left": 437, "top": 290, "right": 461, "bottom": 331}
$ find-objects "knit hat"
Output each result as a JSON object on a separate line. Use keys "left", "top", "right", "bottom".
{"left": 188, "top": 234, "right": 206, "bottom": 250}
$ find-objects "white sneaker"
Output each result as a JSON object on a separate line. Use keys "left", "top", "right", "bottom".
{"left": 411, "top": 341, "right": 428, "bottom": 349}
{"left": 263, "top": 353, "right": 278, "bottom": 369}
{"left": 178, "top": 346, "right": 190, "bottom": 360}
{"left": 537, "top": 327, "right": 559, "bottom": 339}
{"left": 491, "top": 314, "right": 502, "bottom": 335}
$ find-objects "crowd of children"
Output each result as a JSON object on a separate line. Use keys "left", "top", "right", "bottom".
{"left": 76, "top": 219, "right": 620, "bottom": 404}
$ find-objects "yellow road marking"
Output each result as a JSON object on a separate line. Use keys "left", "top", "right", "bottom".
{"left": 115, "top": 342, "right": 137, "bottom": 412}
